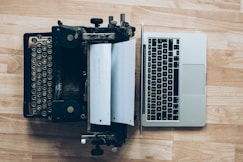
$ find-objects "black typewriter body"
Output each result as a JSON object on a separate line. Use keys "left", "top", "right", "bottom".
{"left": 23, "top": 14, "right": 135, "bottom": 155}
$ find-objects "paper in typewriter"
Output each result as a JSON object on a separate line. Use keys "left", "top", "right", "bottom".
{"left": 111, "top": 39, "right": 136, "bottom": 126}
{"left": 89, "top": 43, "right": 111, "bottom": 125}
{"left": 89, "top": 40, "right": 136, "bottom": 126}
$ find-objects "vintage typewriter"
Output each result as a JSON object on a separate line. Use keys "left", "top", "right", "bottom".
{"left": 23, "top": 14, "right": 136, "bottom": 155}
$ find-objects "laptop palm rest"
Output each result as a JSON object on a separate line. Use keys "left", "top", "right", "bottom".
{"left": 180, "top": 64, "right": 206, "bottom": 126}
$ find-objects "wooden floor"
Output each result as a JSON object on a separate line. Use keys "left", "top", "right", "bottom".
{"left": 0, "top": 0, "right": 243, "bottom": 161}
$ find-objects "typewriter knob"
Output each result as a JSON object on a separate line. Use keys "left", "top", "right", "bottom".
{"left": 90, "top": 18, "right": 103, "bottom": 27}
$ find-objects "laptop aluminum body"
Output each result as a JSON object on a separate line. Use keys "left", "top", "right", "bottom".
{"left": 140, "top": 27, "right": 207, "bottom": 128}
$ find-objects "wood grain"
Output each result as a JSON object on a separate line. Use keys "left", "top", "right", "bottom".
{"left": 0, "top": 0, "right": 243, "bottom": 161}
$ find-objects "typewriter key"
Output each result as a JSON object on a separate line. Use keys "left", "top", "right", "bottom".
{"left": 47, "top": 44, "right": 52, "bottom": 49}
{"left": 47, "top": 55, "right": 52, "bottom": 61}
{"left": 36, "top": 67, "right": 42, "bottom": 72}
{"left": 47, "top": 49, "right": 52, "bottom": 54}
{"left": 31, "top": 89, "right": 36, "bottom": 94}
{"left": 37, "top": 42, "right": 42, "bottom": 48}
{"left": 31, "top": 58, "right": 37, "bottom": 64}
{"left": 42, "top": 97, "right": 47, "bottom": 103}
{"left": 37, "top": 54, "right": 42, "bottom": 60}
{"left": 31, "top": 37, "right": 37, "bottom": 43}
{"left": 42, "top": 46, "right": 47, "bottom": 51}
{"left": 31, "top": 101, "right": 36, "bottom": 107}
{"left": 31, "top": 95, "right": 36, "bottom": 100}
{"left": 42, "top": 71, "right": 47, "bottom": 78}
{"left": 37, "top": 105, "right": 42, "bottom": 110}
{"left": 47, "top": 107, "right": 52, "bottom": 113}
{"left": 42, "top": 104, "right": 47, "bottom": 110}
{"left": 42, "top": 91, "right": 47, "bottom": 97}
{"left": 31, "top": 82, "right": 36, "bottom": 89}
{"left": 42, "top": 78, "right": 47, "bottom": 84}
{"left": 31, "top": 51, "right": 37, "bottom": 57}
{"left": 31, "top": 46, "right": 36, "bottom": 51}
{"left": 47, "top": 100, "right": 52, "bottom": 106}
{"left": 47, "top": 81, "right": 52, "bottom": 87}
{"left": 47, "top": 74, "right": 53, "bottom": 80}
{"left": 42, "top": 40, "right": 47, "bottom": 45}
{"left": 42, "top": 65, "right": 47, "bottom": 71}
{"left": 47, "top": 62, "right": 52, "bottom": 67}
{"left": 37, "top": 98, "right": 42, "bottom": 105}
{"left": 47, "top": 94, "right": 52, "bottom": 99}
{"left": 37, "top": 48, "right": 42, "bottom": 54}
{"left": 47, "top": 68, "right": 52, "bottom": 74}
{"left": 41, "top": 111, "right": 47, "bottom": 117}
{"left": 31, "top": 76, "right": 36, "bottom": 81}
{"left": 42, "top": 52, "right": 47, "bottom": 58}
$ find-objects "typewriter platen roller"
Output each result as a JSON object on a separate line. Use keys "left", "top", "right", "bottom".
{"left": 23, "top": 14, "right": 136, "bottom": 155}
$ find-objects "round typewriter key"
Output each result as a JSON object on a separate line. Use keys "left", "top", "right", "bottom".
{"left": 31, "top": 95, "right": 36, "bottom": 100}
{"left": 37, "top": 54, "right": 42, "bottom": 60}
{"left": 42, "top": 40, "right": 47, "bottom": 45}
{"left": 31, "top": 51, "right": 37, "bottom": 57}
{"left": 42, "top": 78, "right": 47, "bottom": 84}
{"left": 37, "top": 98, "right": 42, "bottom": 105}
{"left": 47, "top": 55, "right": 52, "bottom": 61}
{"left": 47, "top": 94, "right": 52, "bottom": 99}
{"left": 37, "top": 67, "right": 42, "bottom": 73}
{"left": 37, "top": 80, "right": 42, "bottom": 86}
{"left": 42, "top": 71, "right": 47, "bottom": 78}
{"left": 47, "top": 44, "right": 52, "bottom": 49}
{"left": 37, "top": 47, "right": 42, "bottom": 54}
{"left": 31, "top": 89, "right": 36, "bottom": 94}
{"left": 47, "top": 87, "right": 52, "bottom": 93}
{"left": 37, "top": 42, "right": 42, "bottom": 47}
{"left": 42, "top": 64, "right": 47, "bottom": 71}
{"left": 47, "top": 62, "right": 52, "bottom": 67}
{"left": 41, "top": 110, "right": 48, "bottom": 117}
{"left": 32, "top": 108, "right": 37, "bottom": 115}
{"left": 47, "top": 49, "right": 52, "bottom": 54}
{"left": 31, "top": 65, "right": 36, "bottom": 70}
{"left": 42, "top": 97, "right": 47, "bottom": 103}
{"left": 47, "top": 38, "right": 52, "bottom": 44}
{"left": 42, "top": 91, "right": 47, "bottom": 97}
{"left": 31, "top": 101, "right": 36, "bottom": 107}
{"left": 47, "top": 68, "right": 52, "bottom": 74}
{"left": 37, "top": 73, "right": 41, "bottom": 79}
{"left": 31, "top": 76, "right": 36, "bottom": 81}
{"left": 47, "top": 107, "right": 52, "bottom": 113}
{"left": 47, "top": 81, "right": 52, "bottom": 87}
{"left": 31, "top": 70, "right": 36, "bottom": 76}
{"left": 37, "top": 86, "right": 42, "bottom": 92}
{"left": 31, "top": 82, "right": 36, "bottom": 89}
{"left": 32, "top": 37, "right": 37, "bottom": 43}
{"left": 42, "top": 85, "right": 47, "bottom": 91}
{"left": 47, "top": 74, "right": 53, "bottom": 80}
{"left": 37, "top": 105, "right": 42, "bottom": 110}
{"left": 37, "top": 92, "right": 41, "bottom": 98}
{"left": 47, "top": 100, "right": 52, "bottom": 106}
{"left": 42, "top": 46, "right": 47, "bottom": 51}
{"left": 31, "top": 46, "right": 37, "bottom": 51}
{"left": 42, "top": 103, "right": 47, "bottom": 109}
{"left": 31, "top": 58, "right": 37, "bottom": 64}
{"left": 42, "top": 52, "right": 47, "bottom": 58}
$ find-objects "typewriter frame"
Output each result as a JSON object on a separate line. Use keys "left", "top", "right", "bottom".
{"left": 23, "top": 14, "right": 136, "bottom": 155}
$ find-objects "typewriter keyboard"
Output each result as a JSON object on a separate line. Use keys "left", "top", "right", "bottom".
{"left": 145, "top": 38, "right": 180, "bottom": 121}
{"left": 29, "top": 35, "right": 53, "bottom": 117}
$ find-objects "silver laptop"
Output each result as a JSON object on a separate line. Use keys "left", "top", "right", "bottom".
{"left": 140, "top": 26, "right": 207, "bottom": 129}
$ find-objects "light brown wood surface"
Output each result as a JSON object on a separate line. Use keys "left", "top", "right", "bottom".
{"left": 0, "top": 0, "right": 243, "bottom": 161}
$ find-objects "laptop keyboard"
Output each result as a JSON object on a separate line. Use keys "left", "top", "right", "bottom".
{"left": 146, "top": 38, "right": 180, "bottom": 121}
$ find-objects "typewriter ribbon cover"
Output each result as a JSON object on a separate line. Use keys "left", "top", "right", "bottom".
{"left": 89, "top": 39, "right": 136, "bottom": 126}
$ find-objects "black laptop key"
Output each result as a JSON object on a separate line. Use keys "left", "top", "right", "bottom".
{"left": 162, "top": 111, "right": 167, "bottom": 120}
{"left": 174, "top": 69, "right": 179, "bottom": 96}
{"left": 169, "top": 39, "right": 173, "bottom": 50}
{"left": 157, "top": 113, "right": 162, "bottom": 120}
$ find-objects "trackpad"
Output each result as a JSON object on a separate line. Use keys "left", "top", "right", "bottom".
{"left": 182, "top": 64, "right": 205, "bottom": 95}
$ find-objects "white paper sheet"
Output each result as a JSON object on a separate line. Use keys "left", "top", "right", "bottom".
{"left": 89, "top": 43, "right": 111, "bottom": 125}
{"left": 111, "top": 39, "right": 136, "bottom": 126}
